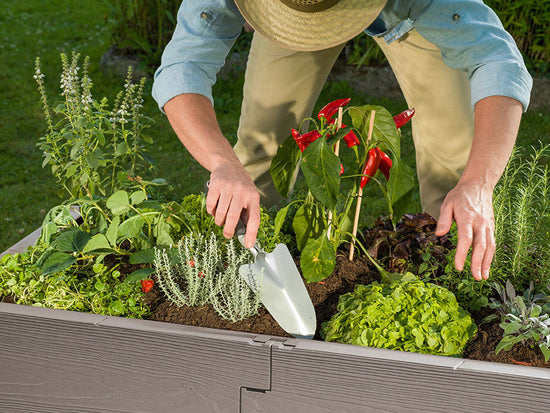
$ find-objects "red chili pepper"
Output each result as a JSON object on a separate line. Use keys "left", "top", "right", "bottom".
{"left": 318, "top": 98, "right": 351, "bottom": 121}
{"left": 187, "top": 260, "right": 195, "bottom": 267}
{"left": 393, "top": 108, "right": 415, "bottom": 129}
{"left": 292, "top": 128, "right": 321, "bottom": 152}
{"left": 360, "top": 148, "right": 381, "bottom": 189}
{"left": 140, "top": 279, "right": 154, "bottom": 293}
{"left": 378, "top": 149, "right": 392, "bottom": 181}
{"left": 339, "top": 163, "right": 344, "bottom": 175}
{"left": 198, "top": 271, "right": 206, "bottom": 278}
{"left": 342, "top": 130, "right": 360, "bottom": 148}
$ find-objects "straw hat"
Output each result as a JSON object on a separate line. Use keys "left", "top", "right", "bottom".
{"left": 234, "top": 0, "right": 388, "bottom": 51}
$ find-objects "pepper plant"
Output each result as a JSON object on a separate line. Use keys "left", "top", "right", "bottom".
{"left": 270, "top": 99, "right": 416, "bottom": 281}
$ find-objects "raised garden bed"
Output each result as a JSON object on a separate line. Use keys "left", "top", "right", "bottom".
{"left": 2, "top": 225, "right": 550, "bottom": 412}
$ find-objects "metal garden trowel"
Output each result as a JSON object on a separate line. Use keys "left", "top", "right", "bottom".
{"left": 204, "top": 181, "right": 316, "bottom": 339}
{"left": 234, "top": 220, "right": 316, "bottom": 339}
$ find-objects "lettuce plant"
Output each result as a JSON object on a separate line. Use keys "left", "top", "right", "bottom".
{"left": 321, "top": 275, "right": 477, "bottom": 356}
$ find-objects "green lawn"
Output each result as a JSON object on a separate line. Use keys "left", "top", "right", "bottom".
{"left": 1, "top": 0, "right": 549, "bottom": 253}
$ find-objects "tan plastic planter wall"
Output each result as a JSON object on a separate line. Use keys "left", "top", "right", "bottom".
{"left": 1, "top": 229, "right": 550, "bottom": 412}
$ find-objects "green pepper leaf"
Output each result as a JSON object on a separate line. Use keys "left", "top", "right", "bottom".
{"left": 270, "top": 135, "right": 301, "bottom": 198}
{"left": 293, "top": 201, "right": 326, "bottom": 251}
{"left": 301, "top": 137, "right": 340, "bottom": 211}
{"left": 300, "top": 233, "right": 336, "bottom": 282}
{"left": 348, "top": 105, "right": 400, "bottom": 158}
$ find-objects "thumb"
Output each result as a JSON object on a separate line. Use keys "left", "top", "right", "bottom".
{"left": 435, "top": 202, "right": 453, "bottom": 236}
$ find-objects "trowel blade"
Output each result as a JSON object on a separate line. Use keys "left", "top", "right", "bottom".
{"left": 239, "top": 243, "right": 316, "bottom": 339}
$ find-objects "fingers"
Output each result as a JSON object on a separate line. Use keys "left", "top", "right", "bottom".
{"left": 243, "top": 203, "right": 261, "bottom": 249}
{"left": 454, "top": 220, "right": 472, "bottom": 274}
{"left": 205, "top": 176, "right": 261, "bottom": 248}
{"left": 435, "top": 201, "right": 453, "bottom": 236}
{"left": 436, "top": 190, "right": 496, "bottom": 281}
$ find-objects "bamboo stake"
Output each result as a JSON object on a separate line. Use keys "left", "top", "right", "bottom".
{"left": 349, "top": 110, "right": 376, "bottom": 261}
{"left": 327, "top": 107, "right": 343, "bottom": 240}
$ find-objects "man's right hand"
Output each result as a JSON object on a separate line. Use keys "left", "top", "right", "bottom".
{"left": 206, "top": 161, "right": 261, "bottom": 249}
{"left": 164, "top": 93, "right": 262, "bottom": 249}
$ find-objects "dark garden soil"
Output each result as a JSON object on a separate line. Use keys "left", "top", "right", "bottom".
{"left": 141, "top": 213, "right": 550, "bottom": 369}
{"left": 2, "top": 214, "right": 548, "bottom": 368}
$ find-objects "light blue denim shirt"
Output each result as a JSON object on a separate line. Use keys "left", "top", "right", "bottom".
{"left": 152, "top": 0, "right": 532, "bottom": 112}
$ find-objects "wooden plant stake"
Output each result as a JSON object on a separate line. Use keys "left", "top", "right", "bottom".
{"left": 327, "top": 107, "right": 343, "bottom": 240}
{"left": 349, "top": 110, "right": 376, "bottom": 261}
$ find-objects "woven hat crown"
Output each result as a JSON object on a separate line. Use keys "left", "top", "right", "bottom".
{"left": 235, "top": 0, "right": 388, "bottom": 51}
{"left": 280, "top": 0, "right": 340, "bottom": 12}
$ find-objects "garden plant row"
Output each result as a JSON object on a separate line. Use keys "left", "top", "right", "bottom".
{"left": 1, "top": 54, "right": 550, "bottom": 411}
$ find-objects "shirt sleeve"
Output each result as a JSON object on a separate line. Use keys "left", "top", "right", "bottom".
{"left": 413, "top": 0, "right": 533, "bottom": 111}
{"left": 152, "top": 0, "right": 245, "bottom": 111}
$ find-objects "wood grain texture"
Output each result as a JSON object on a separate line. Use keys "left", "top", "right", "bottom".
{"left": 250, "top": 341, "right": 550, "bottom": 413}
{"left": 0, "top": 303, "right": 270, "bottom": 412}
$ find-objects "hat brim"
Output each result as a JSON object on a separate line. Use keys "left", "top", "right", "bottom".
{"left": 234, "top": 0, "right": 388, "bottom": 51}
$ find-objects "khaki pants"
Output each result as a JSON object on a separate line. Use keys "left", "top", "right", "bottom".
{"left": 234, "top": 29, "right": 474, "bottom": 218}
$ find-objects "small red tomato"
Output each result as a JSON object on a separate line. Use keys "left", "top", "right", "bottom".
{"left": 140, "top": 279, "right": 154, "bottom": 293}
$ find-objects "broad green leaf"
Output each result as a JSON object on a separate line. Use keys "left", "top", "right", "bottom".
{"left": 300, "top": 233, "right": 336, "bottom": 282}
{"left": 129, "top": 248, "right": 155, "bottom": 264}
{"left": 115, "top": 142, "right": 128, "bottom": 156}
{"left": 124, "top": 267, "right": 156, "bottom": 283}
{"left": 148, "top": 178, "right": 168, "bottom": 185}
{"left": 106, "top": 190, "right": 130, "bottom": 215}
{"left": 65, "top": 164, "right": 78, "bottom": 178}
{"left": 96, "top": 129, "right": 106, "bottom": 145}
{"left": 274, "top": 203, "right": 291, "bottom": 237}
{"left": 386, "top": 159, "right": 416, "bottom": 206}
{"left": 85, "top": 152, "right": 99, "bottom": 169}
{"left": 118, "top": 215, "right": 146, "bottom": 241}
{"left": 105, "top": 215, "right": 120, "bottom": 246}
{"left": 154, "top": 218, "right": 174, "bottom": 246}
{"left": 270, "top": 136, "right": 301, "bottom": 198}
{"left": 40, "top": 252, "right": 77, "bottom": 275}
{"left": 52, "top": 229, "right": 91, "bottom": 253}
{"left": 82, "top": 233, "right": 115, "bottom": 254}
{"left": 301, "top": 137, "right": 341, "bottom": 211}
{"left": 130, "top": 190, "right": 147, "bottom": 206}
{"left": 540, "top": 344, "right": 550, "bottom": 362}
{"left": 293, "top": 202, "right": 326, "bottom": 251}
{"left": 39, "top": 222, "right": 58, "bottom": 246}
{"left": 348, "top": 105, "right": 400, "bottom": 157}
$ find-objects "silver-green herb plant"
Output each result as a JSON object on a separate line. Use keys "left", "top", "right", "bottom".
{"left": 486, "top": 280, "right": 550, "bottom": 361}
{"left": 154, "top": 232, "right": 262, "bottom": 322}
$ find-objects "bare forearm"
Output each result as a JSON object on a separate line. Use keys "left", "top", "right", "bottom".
{"left": 163, "top": 93, "right": 260, "bottom": 248}
{"left": 459, "top": 95, "right": 523, "bottom": 189}
{"left": 163, "top": 93, "right": 242, "bottom": 172}
{"left": 436, "top": 95, "right": 523, "bottom": 280}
